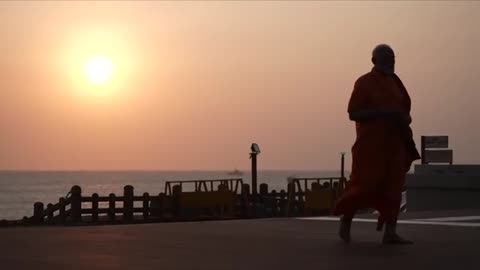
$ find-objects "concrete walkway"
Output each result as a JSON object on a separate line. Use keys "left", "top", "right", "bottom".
{"left": 1, "top": 210, "right": 479, "bottom": 270}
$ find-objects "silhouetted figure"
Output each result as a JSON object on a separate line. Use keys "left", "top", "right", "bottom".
{"left": 334, "top": 44, "right": 420, "bottom": 245}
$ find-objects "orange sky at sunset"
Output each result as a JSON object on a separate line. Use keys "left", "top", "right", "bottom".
{"left": 1, "top": 1, "right": 479, "bottom": 170}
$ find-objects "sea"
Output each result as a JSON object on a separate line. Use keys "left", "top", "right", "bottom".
{"left": 0, "top": 170, "right": 343, "bottom": 220}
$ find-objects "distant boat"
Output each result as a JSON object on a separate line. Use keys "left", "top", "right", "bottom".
{"left": 227, "top": 169, "right": 244, "bottom": 176}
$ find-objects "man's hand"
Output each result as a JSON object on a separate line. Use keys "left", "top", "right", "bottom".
{"left": 399, "top": 113, "right": 412, "bottom": 125}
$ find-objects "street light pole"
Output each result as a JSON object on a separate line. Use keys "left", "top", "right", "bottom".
{"left": 250, "top": 152, "right": 257, "bottom": 197}
{"left": 340, "top": 152, "right": 346, "bottom": 179}
{"left": 250, "top": 143, "right": 261, "bottom": 199}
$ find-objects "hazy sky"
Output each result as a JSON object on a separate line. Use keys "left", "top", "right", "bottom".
{"left": 1, "top": 1, "right": 479, "bottom": 170}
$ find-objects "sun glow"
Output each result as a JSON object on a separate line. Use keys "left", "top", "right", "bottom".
{"left": 61, "top": 27, "right": 139, "bottom": 101}
{"left": 85, "top": 56, "right": 113, "bottom": 84}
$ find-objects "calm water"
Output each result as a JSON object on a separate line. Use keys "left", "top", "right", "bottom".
{"left": 0, "top": 170, "right": 342, "bottom": 220}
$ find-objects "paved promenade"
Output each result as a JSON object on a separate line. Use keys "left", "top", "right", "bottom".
{"left": 1, "top": 210, "right": 479, "bottom": 270}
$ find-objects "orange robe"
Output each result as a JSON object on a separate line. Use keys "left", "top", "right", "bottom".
{"left": 334, "top": 68, "right": 420, "bottom": 223}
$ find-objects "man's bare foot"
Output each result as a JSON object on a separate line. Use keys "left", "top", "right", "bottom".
{"left": 382, "top": 233, "right": 414, "bottom": 245}
{"left": 339, "top": 216, "right": 352, "bottom": 243}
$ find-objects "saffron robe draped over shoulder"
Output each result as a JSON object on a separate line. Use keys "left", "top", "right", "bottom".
{"left": 334, "top": 68, "right": 420, "bottom": 223}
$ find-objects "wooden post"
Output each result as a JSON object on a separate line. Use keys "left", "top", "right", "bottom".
{"left": 143, "top": 192, "right": 150, "bottom": 220}
{"left": 279, "top": 190, "right": 287, "bottom": 216}
{"left": 172, "top": 185, "right": 182, "bottom": 219}
{"left": 287, "top": 182, "right": 295, "bottom": 199}
{"left": 59, "top": 197, "right": 66, "bottom": 224}
{"left": 333, "top": 181, "right": 340, "bottom": 198}
{"left": 421, "top": 135, "right": 426, "bottom": 165}
{"left": 287, "top": 182, "right": 294, "bottom": 216}
{"left": 339, "top": 176, "right": 346, "bottom": 196}
{"left": 259, "top": 183, "right": 268, "bottom": 215}
{"left": 241, "top": 184, "right": 250, "bottom": 217}
{"left": 123, "top": 185, "right": 134, "bottom": 222}
{"left": 251, "top": 153, "right": 258, "bottom": 199}
{"left": 70, "top": 185, "right": 82, "bottom": 223}
{"left": 298, "top": 182, "right": 305, "bottom": 203}
{"left": 158, "top": 193, "right": 164, "bottom": 219}
{"left": 271, "top": 190, "right": 278, "bottom": 216}
{"left": 259, "top": 183, "right": 268, "bottom": 196}
{"left": 150, "top": 193, "right": 164, "bottom": 218}
{"left": 341, "top": 152, "right": 345, "bottom": 179}
{"left": 242, "top": 183, "right": 250, "bottom": 196}
{"left": 33, "top": 202, "right": 44, "bottom": 225}
{"left": 108, "top": 193, "right": 116, "bottom": 222}
{"left": 92, "top": 193, "right": 99, "bottom": 223}
{"left": 47, "top": 203, "right": 54, "bottom": 224}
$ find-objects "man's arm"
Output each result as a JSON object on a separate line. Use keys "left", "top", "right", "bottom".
{"left": 349, "top": 110, "right": 411, "bottom": 125}
{"left": 349, "top": 110, "right": 387, "bottom": 121}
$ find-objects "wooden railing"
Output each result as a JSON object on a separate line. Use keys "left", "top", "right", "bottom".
{"left": 30, "top": 196, "right": 72, "bottom": 225}
{"left": 165, "top": 179, "right": 243, "bottom": 195}
{"left": 257, "top": 183, "right": 289, "bottom": 217}
{"left": 286, "top": 177, "right": 346, "bottom": 216}
{"left": 14, "top": 176, "right": 348, "bottom": 226}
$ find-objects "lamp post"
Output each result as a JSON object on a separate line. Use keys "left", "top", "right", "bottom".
{"left": 340, "top": 152, "right": 346, "bottom": 179}
{"left": 339, "top": 152, "right": 347, "bottom": 194}
{"left": 250, "top": 143, "right": 261, "bottom": 198}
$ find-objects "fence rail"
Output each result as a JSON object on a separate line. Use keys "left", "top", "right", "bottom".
{"left": 4, "top": 176, "right": 347, "bottom": 227}
{"left": 165, "top": 179, "right": 243, "bottom": 195}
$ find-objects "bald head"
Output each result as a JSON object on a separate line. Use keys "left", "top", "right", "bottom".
{"left": 372, "top": 44, "right": 395, "bottom": 75}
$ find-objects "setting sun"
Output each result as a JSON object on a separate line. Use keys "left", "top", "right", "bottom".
{"left": 60, "top": 26, "right": 138, "bottom": 100}
{"left": 85, "top": 56, "right": 113, "bottom": 84}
